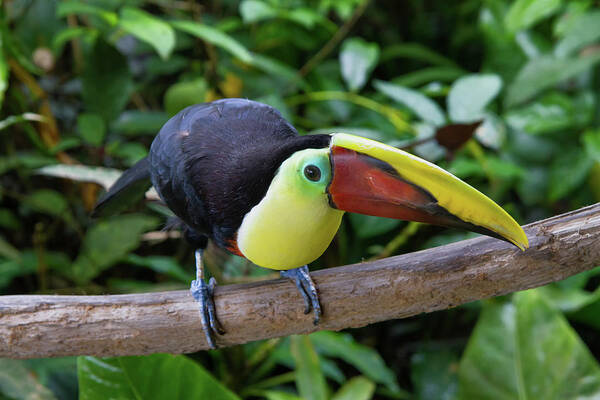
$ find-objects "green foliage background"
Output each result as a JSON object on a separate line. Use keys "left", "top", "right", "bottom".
{"left": 1, "top": 0, "right": 600, "bottom": 399}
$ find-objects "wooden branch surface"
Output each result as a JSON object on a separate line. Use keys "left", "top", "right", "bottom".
{"left": 2, "top": 203, "right": 600, "bottom": 359}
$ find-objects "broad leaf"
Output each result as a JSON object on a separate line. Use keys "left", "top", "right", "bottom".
{"left": 290, "top": 335, "right": 327, "bottom": 400}
{"left": 239, "top": 0, "right": 278, "bottom": 24}
{"left": 583, "top": 129, "right": 600, "bottom": 163}
{"left": 391, "top": 66, "right": 465, "bottom": 88}
{"left": 380, "top": 43, "right": 458, "bottom": 67}
{"left": 77, "top": 113, "right": 106, "bottom": 146}
{"left": 412, "top": 350, "right": 458, "bottom": 400}
{"left": 374, "top": 80, "right": 445, "bottom": 126}
{"left": 554, "top": 11, "right": 600, "bottom": 57}
{"left": 112, "top": 111, "right": 169, "bottom": 136}
{"left": 310, "top": 331, "right": 400, "bottom": 393}
{"left": 349, "top": 213, "right": 401, "bottom": 239}
{"left": 171, "top": 20, "right": 252, "bottom": 62}
{"left": 447, "top": 74, "right": 502, "bottom": 123}
{"left": 82, "top": 39, "right": 133, "bottom": 123}
{"left": 125, "top": 254, "right": 194, "bottom": 283}
{"left": 340, "top": 38, "right": 379, "bottom": 91}
{"left": 164, "top": 78, "right": 208, "bottom": 116}
{"left": 71, "top": 215, "right": 159, "bottom": 284}
{"left": 548, "top": 148, "right": 594, "bottom": 201}
{"left": 36, "top": 164, "right": 122, "bottom": 190}
{"left": 331, "top": 377, "right": 375, "bottom": 400}
{"left": 0, "top": 234, "right": 20, "bottom": 261}
{"left": 505, "top": 0, "right": 562, "bottom": 33}
{"left": 458, "top": 290, "right": 600, "bottom": 399}
{"left": 24, "top": 189, "right": 68, "bottom": 217}
{"left": 264, "top": 391, "right": 305, "bottom": 400}
{"left": 505, "top": 54, "right": 600, "bottom": 108}
{"left": 78, "top": 354, "right": 240, "bottom": 400}
{"left": 120, "top": 7, "right": 175, "bottom": 60}
{"left": 505, "top": 91, "right": 594, "bottom": 135}
{"left": 56, "top": 1, "right": 117, "bottom": 25}
{"left": 0, "top": 359, "right": 57, "bottom": 400}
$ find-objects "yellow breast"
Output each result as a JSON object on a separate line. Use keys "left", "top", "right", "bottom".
{"left": 236, "top": 149, "right": 344, "bottom": 270}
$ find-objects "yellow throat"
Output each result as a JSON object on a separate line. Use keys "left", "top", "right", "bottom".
{"left": 236, "top": 148, "right": 344, "bottom": 270}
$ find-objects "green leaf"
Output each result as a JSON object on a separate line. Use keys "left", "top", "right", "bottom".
{"left": 52, "top": 26, "right": 92, "bottom": 55}
{"left": 505, "top": 91, "right": 594, "bottom": 135}
{"left": 340, "top": 37, "right": 379, "bottom": 91}
{"left": 411, "top": 350, "right": 458, "bottom": 400}
{"left": 458, "top": 290, "right": 600, "bottom": 400}
{"left": 77, "top": 113, "right": 106, "bottom": 146}
{"left": 380, "top": 43, "right": 458, "bottom": 67}
{"left": 310, "top": 331, "right": 400, "bottom": 393}
{"left": 0, "top": 208, "right": 21, "bottom": 230}
{"left": 290, "top": 335, "right": 327, "bottom": 400}
{"left": 112, "top": 111, "right": 169, "bottom": 136}
{"left": 106, "top": 141, "right": 148, "bottom": 166}
{"left": 391, "top": 66, "right": 465, "bottom": 88}
{"left": 537, "top": 285, "right": 600, "bottom": 314}
{"left": 349, "top": 214, "right": 401, "bottom": 239}
{"left": 36, "top": 164, "right": 122, "bottom": 190}
{"left": 374, "top": 80, "right": 445, "bottom": 126}
{"left": 171, "top": 20, "right": 252, "bottom": 63}
{"left": 164, "top": 78, "right": 208, "bottom": 116}
{"left": 78, "top": 354, "right": 240, "bottom": 400}
{"left": 505, "top": 0, "right": 562, "bottom": 33}
{"left": 505, "top": 54, "right": 600, "bottom": 108}
{"left": 264, "top": 391, "right": 305, "bottom": 400}
{"left": 248, "top": 53, "right": 305, "bottom": 88}
{"left": 0, "top": 235, "right": 20, "bottom": 261}
{"left": 71, "top": 215, "right": 159, "bottom": 284}
{"left": 447, "top": 74, "right": 502, "bottom": 123}
{"left": 583, "top": 129, "right": 600, "bottom": 163}
{"left": 24, "top": 189, "right": 68, "bottom": 217}
{"left": 82, "top": 39, "right": 133, "bottom": 123}
{"left": 555, "top": 11, "right": 600, "bottom": 57}
{"left": 283, "top": 8, "right": 324, "bottom": 29}
{"left": 331, "top": 377, "right": 375, "bottom": 400}
{"left": 0, "top": 359, "right": 57, "bottom": 400}
{"left": 548, "top": 148, "right": 594, "bottom": 201}
{"left": 119, "top": 7, "right": 175, "bottom": 60}
{"left": 570, "top": 291, "right": 600, "bottom": 331}
{"left": 125, "top": 254, "right": 193, "bottom": 283}
{"left": 239, "top": 0, "right": 278, "bottom": 23}
{"left": 56, "top": 1, "right": 117, "bottom": 25}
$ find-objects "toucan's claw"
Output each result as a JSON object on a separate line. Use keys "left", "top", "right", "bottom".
{"left": 207, "top": 277, "right": 225, "bottom": 335}
{"left": 281, "top": 265, "right": 322, "bottom": 325}
{"left": 190, "top": 250, "right": 225, "bottom": 349}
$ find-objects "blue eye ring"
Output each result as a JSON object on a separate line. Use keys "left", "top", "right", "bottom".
{"left": 304, "top": 164, "right": 321, "bottom": 182}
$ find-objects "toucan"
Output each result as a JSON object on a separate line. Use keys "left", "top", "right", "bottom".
{"left": 93, "top": 98, "right": 528, "bottom": 348}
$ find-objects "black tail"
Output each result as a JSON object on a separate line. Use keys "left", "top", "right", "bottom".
{"left": 92, "top": 157, "right": 153, "bottom": 218}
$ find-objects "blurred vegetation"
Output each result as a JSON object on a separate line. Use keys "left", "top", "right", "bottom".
{"left": 1, "top": 0, "right": 600, "bottom": 399}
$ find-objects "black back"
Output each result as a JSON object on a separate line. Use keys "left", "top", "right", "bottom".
{"left": 149, "top": 99, "right": 331, "bottom": 248}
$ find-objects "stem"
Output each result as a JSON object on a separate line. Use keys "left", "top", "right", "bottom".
{"left": 286, "top": 91, "right": 413, "bottom": 135}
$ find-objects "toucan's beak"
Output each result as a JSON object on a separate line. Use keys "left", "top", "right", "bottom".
{"left": 327, "top": 133, "right": 528, "bottom": 250}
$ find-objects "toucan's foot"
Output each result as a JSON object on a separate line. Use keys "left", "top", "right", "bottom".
{"left": 190, "top": 250, "right": 225, "bottom": 349}
{"left": 280, "top": 265, "right": 322, "bottom": 325}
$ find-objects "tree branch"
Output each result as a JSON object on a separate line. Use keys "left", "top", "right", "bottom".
{"left": 1, "top": 203, "right": 599, "bottom": 359}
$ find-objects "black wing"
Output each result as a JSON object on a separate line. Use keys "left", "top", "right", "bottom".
{"left": 91, "top": 157, "right": 152, "bottom": 218}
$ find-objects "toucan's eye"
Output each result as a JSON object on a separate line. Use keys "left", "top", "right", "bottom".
{"left": 304, "top": 165, "right": 321, "bottom": 182}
